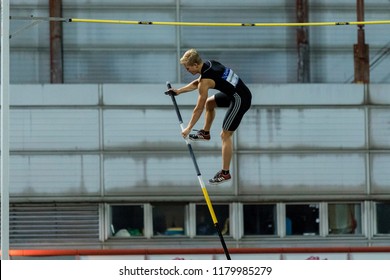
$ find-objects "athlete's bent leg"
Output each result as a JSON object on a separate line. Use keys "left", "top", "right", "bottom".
{"left": 204, "top": 96, "right": 217, "bottom": 131}
{"left": 221, "top": 129, "right": 234, "bottom": 171}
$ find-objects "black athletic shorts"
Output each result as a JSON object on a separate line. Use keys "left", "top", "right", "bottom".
{"left": 214, "top": 82, "right": 252, "bottom": 131}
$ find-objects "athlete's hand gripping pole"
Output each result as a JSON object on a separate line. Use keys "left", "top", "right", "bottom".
{"left": 165, "top": 82, "right": 231, "bottom": 260}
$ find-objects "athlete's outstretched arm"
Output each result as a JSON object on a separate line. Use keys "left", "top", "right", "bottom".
{"left": 170, "top": 78, "right": 200, "bottom": 95}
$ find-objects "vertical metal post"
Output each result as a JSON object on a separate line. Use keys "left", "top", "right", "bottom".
{"left": 296, "top": 0, "right": 310, "bottom": 83}
{"left": 50, "top": 0, "right": 64, "bottom": 83}
{"left": 1, "top": 0, "right": 11, "bottom": 261}
{"left": 354, "top": 0, "right": 369, "bottom": 83}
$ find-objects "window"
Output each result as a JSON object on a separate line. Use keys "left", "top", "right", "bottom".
{"left": 152, "top": 203, "right": 186, "bottom": 236}
{"left": 196, "top": 204, "right": 229, "bottom": 236}
{"left": 243, "top": 204, "right": 276, "bottom": 235}
{"left": 110, "top": 205, "right": 144, "bottom": 237}
{"left": 328, "top": 203, "right": 361, "bottom": 235}
{"left": 286, "top": 204, "right": 319, "bottom": 236}
{"left": 376, "top": 202, "right": 390, "bottom": 234}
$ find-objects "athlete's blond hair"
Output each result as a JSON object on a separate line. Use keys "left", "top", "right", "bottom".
{"left": 180, "top": 49, "right": 203, "bottom": 66}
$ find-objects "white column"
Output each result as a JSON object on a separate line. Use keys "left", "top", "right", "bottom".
{"left": 1, "top": 0, "right": 10, "bottom": 260}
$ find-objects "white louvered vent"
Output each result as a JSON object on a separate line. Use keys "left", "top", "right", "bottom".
{"left": 1, "top": 203, "right": 100, "bottom": 244}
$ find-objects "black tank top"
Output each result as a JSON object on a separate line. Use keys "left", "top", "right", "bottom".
{"left": 200, "top": 60, "right": 244, "bottom": 96}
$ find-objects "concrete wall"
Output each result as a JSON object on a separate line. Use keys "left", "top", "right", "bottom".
{"left": 4, "top": 83, "right": 390, "bottom": 200}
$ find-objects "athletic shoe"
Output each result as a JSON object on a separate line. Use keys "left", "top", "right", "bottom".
{"left": 189, "top": 129, "right": 210, "bottom": 141}
{"left": 209, "top": 170, "right": 231, "bottom": 185}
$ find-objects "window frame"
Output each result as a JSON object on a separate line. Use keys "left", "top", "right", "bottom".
{"left": 106, "top": 203, "right": 147, "bottom": 239}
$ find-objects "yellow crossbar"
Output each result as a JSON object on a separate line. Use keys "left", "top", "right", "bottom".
{"left": 69, "top": 18, "right": 390, "bottom": 27}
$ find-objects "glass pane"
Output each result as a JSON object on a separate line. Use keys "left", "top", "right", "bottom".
{"left": 328, "top": 203, "right": 361, "bottom": 235}
{"left": 110, "top": 205, "right": 144, "bottom": 237}
{"left": 152, "top": 203, "right": 186, "bottom": 236}
{"left": 243, "top": 204, "right": 276, "bottom": 235}
{"left": 376, "top": 202, "right": 390, "bottom": 234}
{"left": 286, "top": 204, "right": 319, "bottom": 236}
{"left": 196, "top": 204, "right": 229, "bottom": 236}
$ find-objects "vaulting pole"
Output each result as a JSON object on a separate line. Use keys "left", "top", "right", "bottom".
{"left": 165, "top": 82, "right": 231, "bottom": 260}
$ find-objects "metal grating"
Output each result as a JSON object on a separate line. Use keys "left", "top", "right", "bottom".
{"left": 1, "top": 203, "right": 100, "bottom": 244}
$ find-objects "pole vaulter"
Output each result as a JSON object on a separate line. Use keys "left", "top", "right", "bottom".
{"left": 165, "top": 82, "right": 231, "bottom": 260}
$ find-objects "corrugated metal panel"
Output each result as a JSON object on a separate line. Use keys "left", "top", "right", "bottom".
{"left": 9, "top": 155, "right": 100, "bottom": 196}
{"left": 180, "top": 9, "right": 293, "bottom": 49}
{"left": 11, "top": 51, "right": 50, "bottom": 84}
{"left": 104, "top": 109, "right": 182, "bottom": 150}
{"left": 370, "top": 108, "right": 390, "bottom": 149}
{"left": 10, "top": 4, "right": 50, "bottom": 84}
{"left": 181, "top": 0, "right": 290, "bottom": 6}
{"left": 64, "top": 0, "right": 175, "bottom": 6}
{"left": 238, "top": 108, "right": 366, "bottom": 149}
{"left": 0, "top": 203, "right": 100, "bottom": 244}
{"left": 310, "top": 52, "right": 355, "bottom": 83}
{"left": 103, "top": 153, "right": 232, "bottom": 195}
{"left": 238, "top": 153, "right": 366, "bottom": 195}
{"left": 11, "top": 109, "right": 99, "bottom": 150}
{"left": 250, "top": 84, "right": 365, "bottom": 105}
{"left": 64, "top": 51, "right": 177, "bottom": 83}
{"left": 369, "top": 84, "right": 390, "bottom": 105}
{"left": 103, "top": 108, "right": 224, "bottom": 150}
{"left": 11, "top": 84, "right": 99, "bottom": 106}
{"left": 309, "top": 0, "right": 389, "bottom": 4}
{"left": 102, "top": 84, "right": 195, "bottom": 105}
{"left": 63, "top": 9, "right": 176, "bottom": 47}
{"left": 11, "top": 0, "right": 49, "bottom": 5}
{"left": 10, "top": 5, "right": 49, "bottom": 47}
{"left": 309, "top": 13, "right": 356, "bottom": 48}
{"left": 371, "top": 154, "right": 390, "bottom": 193}
{"left": 61, "top": 4, "right": 177, "bottom": 83}
{"left": 365, "top": 12, "right": 390, "bottom": 47}
{"left": 10, "top": 1, "right": 390, "bottom": 83}
{"left": 0, "top": 83, "right": 388, "bottom": 198}
{"left": 371, "top": 65, "right": 390, "bottom": 84}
